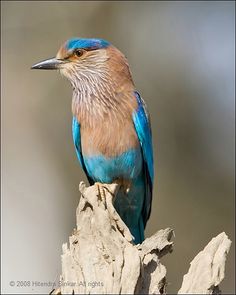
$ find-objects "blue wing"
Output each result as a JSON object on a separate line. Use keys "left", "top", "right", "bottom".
{"left": 132, "top": 91, "right": 154, "bottom": 226}
{"left": 72, "top": 116, "right": 94, "bottom": 185}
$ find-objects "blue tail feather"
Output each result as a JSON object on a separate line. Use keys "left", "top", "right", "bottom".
{"left": 129, "top": 217, "right": 144, "bottom": 244}
{"left": 113, "top": 175, "right": 145, "bottom": 245}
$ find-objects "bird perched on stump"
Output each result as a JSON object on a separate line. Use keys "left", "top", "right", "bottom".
{"left": 32, "top": 38, "right": 154, "bottom": 244}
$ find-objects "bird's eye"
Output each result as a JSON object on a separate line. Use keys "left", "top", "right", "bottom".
{"left": 74, "top": 49, "right": 84, "bottom": 57}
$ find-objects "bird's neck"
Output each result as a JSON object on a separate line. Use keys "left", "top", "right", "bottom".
{"left": 71, "top": 50, "right": 136, "bottom": 126}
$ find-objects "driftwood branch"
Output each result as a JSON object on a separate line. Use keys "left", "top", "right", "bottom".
{"left": 52, "top": 182, "right": 231, "bottom": 294}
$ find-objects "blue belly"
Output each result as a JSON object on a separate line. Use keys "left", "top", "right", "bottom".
{"left": 83, "top": 148, "right": 145, "bottom": 243}
{"left": 83, "top": 148, "right": 143, "bottom": 183}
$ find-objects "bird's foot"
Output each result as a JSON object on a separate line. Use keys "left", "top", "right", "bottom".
{"left": 95, "top": 182, "right": 121, "bottom": 203}
{"left": 95, "top": 182, "right": 107, "bottom": 202}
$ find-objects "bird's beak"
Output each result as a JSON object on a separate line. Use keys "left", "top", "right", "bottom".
{"left": 31, "top": 57, "right": 67, "bottom": 70}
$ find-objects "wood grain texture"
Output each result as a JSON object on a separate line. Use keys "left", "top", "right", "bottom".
{"left": 51, "top": 182, "right": 231, "bottom": 295}
{"left": 178, "top": 232, "right": 231, "bottom": 294}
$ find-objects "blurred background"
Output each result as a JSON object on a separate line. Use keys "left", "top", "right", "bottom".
{"left": 1, "top": 1, "right": 235, "bottom": 294}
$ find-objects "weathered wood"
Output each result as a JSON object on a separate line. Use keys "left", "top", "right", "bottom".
{"left": 178, "top": 232, "right": 231, "bottom": 294}
{"left": 52, "top": 182, "right": 231, "bottom": 294}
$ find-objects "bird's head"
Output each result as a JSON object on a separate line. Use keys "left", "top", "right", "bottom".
{"left": 31, "top": 38, "right": 132, "bottom": 89}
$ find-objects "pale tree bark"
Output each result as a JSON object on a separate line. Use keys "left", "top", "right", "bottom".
{"left": 178, "top": 232, "right": 231, "bottom": 294}
{"left": 51, "top": 182, "right": 231, "bottom": 295}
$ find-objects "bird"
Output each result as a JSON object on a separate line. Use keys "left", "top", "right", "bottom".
{"left": 31, "top": 38, "right": 154, "bottom": 244}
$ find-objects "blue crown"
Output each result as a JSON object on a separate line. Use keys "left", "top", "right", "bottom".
{"left": 66, "top": 38, "right": 110, "bottom": 51}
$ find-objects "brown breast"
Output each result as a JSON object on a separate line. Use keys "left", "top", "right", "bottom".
{"left": 80, "top": 110, "right": 139, "bottom": 158}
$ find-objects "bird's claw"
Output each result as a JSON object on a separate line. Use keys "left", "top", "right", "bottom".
{"left": 95, "top": 182, "right": 106, "bottom": 202}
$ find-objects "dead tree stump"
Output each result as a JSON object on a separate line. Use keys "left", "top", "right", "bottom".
{"left": 52, "top": 182, "right": 231, "bottom": 294}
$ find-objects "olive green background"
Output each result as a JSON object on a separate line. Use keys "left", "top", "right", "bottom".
{"left": 2, "top": 1, "right": 235, "bottom": 294}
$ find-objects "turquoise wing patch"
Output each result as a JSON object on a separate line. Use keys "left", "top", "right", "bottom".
{"left": 132, "top": 91, "right": 154, "bottom": 225}
{"left": 72, "top": 116, "right": 94, "bottom": 185}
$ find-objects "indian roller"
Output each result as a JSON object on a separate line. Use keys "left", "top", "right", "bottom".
{"left": 31, "top": 38, "right": 154, "bottom": 244}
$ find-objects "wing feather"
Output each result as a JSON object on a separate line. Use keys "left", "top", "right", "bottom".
{"left": 72, "top": 116, "right": 94, "bottom": 185}
{"left": 132, "top": 91, "right": 154, "bottom": 226}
